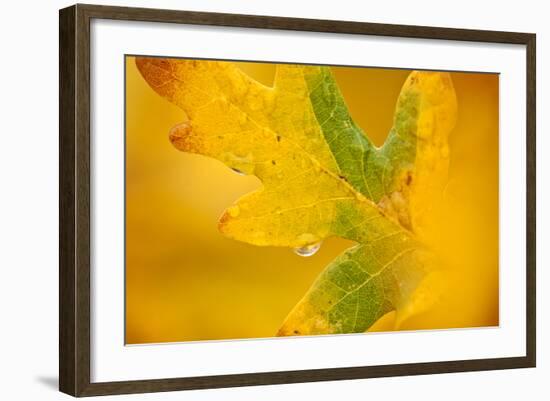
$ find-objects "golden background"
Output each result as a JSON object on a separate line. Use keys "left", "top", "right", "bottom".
{"left": 125, "top": 57, "right": 499, "bottom": 344}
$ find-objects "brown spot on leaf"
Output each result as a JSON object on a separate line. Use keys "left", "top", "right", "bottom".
{"left": 338, "top": 174, "right": 348, "bottom": 182}
{"left": 406, "top": 172, "right": 413, "bottom": 186}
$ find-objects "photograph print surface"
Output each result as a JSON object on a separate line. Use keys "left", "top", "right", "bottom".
{"left": 125, "top": 56, "right": 499, "bottom": 344}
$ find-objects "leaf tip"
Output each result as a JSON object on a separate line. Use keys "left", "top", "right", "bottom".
{"left": 134, "top": 57, "right": 185, "bottom": 108}
{"left": 168, "top": 121, "right": 194, "bottom": 151}
{"left": 406, "top": 71, "right": 457, "bottom": 114}
{"left": 276, "top": 326, "right": 297, "bottom": 337}
{"left": 218, "top": 206, "right": 240, "bottom": 234}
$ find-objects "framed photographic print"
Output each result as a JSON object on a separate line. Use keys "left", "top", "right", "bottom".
{"left": 59, "top": 4, "right": 536, "bottom": 397}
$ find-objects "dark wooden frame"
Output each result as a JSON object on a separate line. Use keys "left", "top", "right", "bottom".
{"left": 59, "top": 3, "right": 536, "bottom": 397}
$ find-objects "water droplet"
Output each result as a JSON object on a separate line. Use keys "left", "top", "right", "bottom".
{"left": 231, "top": 168, "right": 245, "bottom": 176}
{"left": 293, "top": 242, "right": 322, "bottom": 257}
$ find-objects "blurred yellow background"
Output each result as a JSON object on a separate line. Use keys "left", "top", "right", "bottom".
{"left": 125, "top": 57, "right": 499, "bottom": 344}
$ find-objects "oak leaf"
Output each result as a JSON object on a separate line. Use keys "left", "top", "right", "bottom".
{"left": 136, "top": 57, "right": 457, "bottom": 335}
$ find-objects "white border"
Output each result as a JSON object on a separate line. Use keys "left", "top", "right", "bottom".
{"left": 90, "top": 19, "right": 527, "bottom": 382}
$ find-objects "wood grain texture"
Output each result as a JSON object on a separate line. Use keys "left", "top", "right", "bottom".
{"left": 525, "top": 34, "right": 536, "bottom": 367}
{"left": 59, "top": 3, "right": 536, "bottom": 397}
{"left": 59, "top": 5, "right": 76, "bottom": 396}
